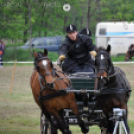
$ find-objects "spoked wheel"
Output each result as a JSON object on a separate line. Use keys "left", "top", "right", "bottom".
{"left": 40, "top": 111, "right": 51, "bottom": 134}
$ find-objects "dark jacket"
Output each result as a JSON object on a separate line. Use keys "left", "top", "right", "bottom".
{"left": 59, "top": 33, "right": 95, "bottom": 73}
{"left": 0, "top": 43, "right": 5, "bottom": 56}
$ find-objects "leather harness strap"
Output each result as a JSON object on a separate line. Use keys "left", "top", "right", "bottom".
{"left": 38, "top": 66, "right": 71, "bottom": 102}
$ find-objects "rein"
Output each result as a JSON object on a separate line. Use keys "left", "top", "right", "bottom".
{"left": 38, "top": 67, "right": 71, "bottom": 102}
{"left": 38, "top": 68, "right": 56, "bottom": 91}
{"left": 95, "top": 51, "right": 129, "bottom": 94}
{"left": 95, "top": 68, "right": 131, "bottom": 95}
{"left": 95, "top": 68, "right": 117, "bottom": 80}
{"left": 34, "top": 56, "right": 72, "bottom": 102}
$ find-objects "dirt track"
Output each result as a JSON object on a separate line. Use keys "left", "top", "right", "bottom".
{"left": 0, "top": 64, "right": 134, "bottom": 133}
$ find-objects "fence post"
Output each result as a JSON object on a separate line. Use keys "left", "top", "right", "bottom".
{"left": 9, "top": 60, "right": 17, "bottom": 94}
{"left": 0, "top": 52, "right": 2, "bottom": 67}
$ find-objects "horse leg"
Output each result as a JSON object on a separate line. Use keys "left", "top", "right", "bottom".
{"left": 104, "top": 114, "right": 115, "bottom": 134}
{"left": 50, "top": 109, "right": 71, "bottom": 134}
{"left": 102, "top": 106, "right": 116, "bottom": 134}
{"left": 121, "top": 104, "right": 130, "bottom": 134}
{"left": 45, "top": 113, "right": 58, "bottom": 134}
{"left": 58, "top": 110, "right": 71, "bottom": 134}
{"left": 70, "top": 102, "right": 89, "bottom": 133}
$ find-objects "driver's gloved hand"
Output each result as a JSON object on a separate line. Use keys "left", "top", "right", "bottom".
{"left": 57, "top": 55, "right": 66, "bottom": 65}
{"left": 90, "top": 51, "right": 97, "bottom": 57}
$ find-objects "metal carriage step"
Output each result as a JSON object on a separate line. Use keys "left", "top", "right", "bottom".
{"left": 64, "top": 109, "right": 102, "bottom": 114}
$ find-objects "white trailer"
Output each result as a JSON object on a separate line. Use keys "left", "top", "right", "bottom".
{"left": 95, "top": 22, "right": 134, "bottom": 56}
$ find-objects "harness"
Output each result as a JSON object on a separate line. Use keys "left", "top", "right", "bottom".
{"left": 34, "top": 56, "right": 72, "bottom": 102}
{"left": 95, "top": 52, "right": 132, "bottom": 95}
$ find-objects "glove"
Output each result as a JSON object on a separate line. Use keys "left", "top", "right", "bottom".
{"left": 59, "top": 55, "right": 66, "bottom": 61}
{"left": 90, "top": 51, "right": 97, "bottom": 58}
{"left": 57, "top": 55, "right": 66, "bottom": 65}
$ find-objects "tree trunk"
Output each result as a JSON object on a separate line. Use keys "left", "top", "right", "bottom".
{"left": 28, "top": 0, "right": 32, "bottom": 57}
{"left": 24, "top": 0, "right": 28, "bottom": 43}
{"left": 87, "top": 0, "right": 91, "bottom": 28}
{"left": 63, "top": 16, "right": 68, "bottom": 33}
{"left": 95, "top": 0, "right": 101, "bottom": 22}
{"left": 80, "top": 1, "right": 85, "bottom": 30}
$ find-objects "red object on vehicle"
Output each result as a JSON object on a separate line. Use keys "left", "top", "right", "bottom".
{"left": 0, "top": 51, "right": 3, "bottom": 55}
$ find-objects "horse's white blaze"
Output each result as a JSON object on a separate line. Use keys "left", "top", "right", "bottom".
{"left": 101, "top": 54, "right": 105, "bottom": 60}
{"left": 42, "top": 60, "right": 48, "bottom": 66}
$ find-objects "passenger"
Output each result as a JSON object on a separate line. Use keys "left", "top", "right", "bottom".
{"left": 80, "top": 28, "right": 92, "bottom": 37}
{"left": 58, "top": 25, "right": 96, "bottom": 74}
{"left": 0, "top": 40, "right": 6, "bottom": 66}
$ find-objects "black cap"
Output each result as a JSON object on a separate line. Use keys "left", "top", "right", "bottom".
{"left": 80, "top": 28, "right": 92, "bottom": 37}
{"left": 66, "top": 25, "right": 77, "bottom": 33}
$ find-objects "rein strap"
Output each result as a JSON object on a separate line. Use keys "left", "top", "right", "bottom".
{"left": 38, "top": 88, "right": 70, "bottom": 102}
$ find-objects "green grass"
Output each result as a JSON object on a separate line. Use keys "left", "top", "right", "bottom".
{"left": 3, "top": 47, "right": 129, "bottom": 62}
{"left": 111, "top": 55, "right": 126, "bottom": 61}
{"left": 0, "top": 65, "right": 134, "bottom": 134}
{"left": 3, "top": 48, "right": 58, "bottom": 62}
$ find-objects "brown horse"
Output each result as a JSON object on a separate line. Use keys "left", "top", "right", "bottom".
{"left": 125, "top": 44, "right": 134, "bottom": 61}
{"left": 94, "top": 45, "right": 131, "bottom": 134}
{"left": 30, "top": 49, "right": 89, "bottom": 134}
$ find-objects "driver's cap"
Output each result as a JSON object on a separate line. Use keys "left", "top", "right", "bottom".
{"left": 66, "top": 25, "right": 77, "bottom": 33}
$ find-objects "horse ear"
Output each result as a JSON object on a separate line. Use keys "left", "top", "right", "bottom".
{"left": 43, "top": 49, "right": 48, "bottom": 56}
{"left": 33, "top": 51, "right": 38, "bottom": 58}
{"left": 106, "top": 45, "right": 111, "bottom": 53}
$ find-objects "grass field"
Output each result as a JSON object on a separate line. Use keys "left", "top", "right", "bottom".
{"left": 0, "top": 64, "right": 134, "bottom": 134}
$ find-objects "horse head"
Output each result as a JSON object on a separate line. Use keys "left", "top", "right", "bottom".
{"left": 125, "top": 44, "right": 134, "bottom": 61}
{"left": 33, "top": 49, "right": 55, "bottom": 89}
{"left": 95, "top": 45, "right": 114, "bottom": 84}
{"left": 95, "top": 46, "right": 105, "bottom": 53}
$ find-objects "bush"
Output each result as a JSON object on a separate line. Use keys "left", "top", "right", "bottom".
{"left": 3, "top": 48, "right": 58, "bottom": 61}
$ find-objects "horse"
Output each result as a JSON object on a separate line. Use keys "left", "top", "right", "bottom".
{"left": 30, "top": 49, "right": 89, "bottom": 134}
{"left": 125, "top": 44, "right": 134, "bottom": 61}
{"left": 95, "top": 46, "right": 105, "bottom": 53}
{"left": 94, "top": 45, "right": 131, "bottom": 134}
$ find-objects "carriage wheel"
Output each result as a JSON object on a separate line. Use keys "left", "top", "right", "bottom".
{"left": 40, "top": 111, "right": 51, "bottom": 134}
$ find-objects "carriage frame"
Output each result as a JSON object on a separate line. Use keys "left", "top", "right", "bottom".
{"left": 40, "top": 72, "right": 126, "bottom": 134}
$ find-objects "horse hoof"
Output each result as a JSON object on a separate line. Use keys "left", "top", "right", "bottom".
{"left": 81, "top": 126, "right": 89, "bottom": 134}
{"left": 64, "top": 129, "right": 72, "bottom": 134}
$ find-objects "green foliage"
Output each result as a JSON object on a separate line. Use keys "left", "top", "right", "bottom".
{"left": 3, "top": 46, "right": 127, "bottom": 62}
{"left": 3, "top": 48, "right": 58, "bottom": 61}
{"left": 1, "top": 0, "right": 134, "bottom": 44}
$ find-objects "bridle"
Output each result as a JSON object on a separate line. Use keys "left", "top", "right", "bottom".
{"left": 35, "top": 56, "right": 55, "bottom": 90}
{"left": 95, "top": 52, "right": 118, "bottom": 91}
{"left": 35, "top": 56, "right": 70, "bottom": 91}
{"left": 95, "top": 52, "right": 117, "bottom": 82}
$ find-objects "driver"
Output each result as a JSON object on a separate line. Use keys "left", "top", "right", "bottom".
{"left": 58, "top": 25, "right": 96, "bottom": 74}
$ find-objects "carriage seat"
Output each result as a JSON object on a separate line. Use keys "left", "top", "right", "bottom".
{"left": 68, "top": 72, "right": 95, "bottom": 90}
{"left": 68, "top": 72, "right": 95, "bottom": 78}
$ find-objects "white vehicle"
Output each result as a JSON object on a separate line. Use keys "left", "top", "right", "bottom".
{"left": 95, "top": 22, "right": 134, "bottom": 56}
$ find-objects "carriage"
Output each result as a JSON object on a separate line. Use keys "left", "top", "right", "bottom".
{"left": 40, "top": 72, "right": 109, "bottom": 134}
{"left": 31, "top": 48, "right": 130, "bottom": 134}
